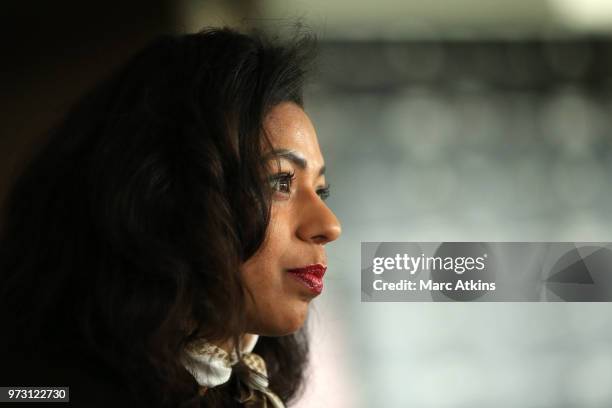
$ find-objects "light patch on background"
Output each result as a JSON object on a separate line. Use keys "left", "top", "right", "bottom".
{"left": 551, "top": 0, "right": 612, "bottom": 31}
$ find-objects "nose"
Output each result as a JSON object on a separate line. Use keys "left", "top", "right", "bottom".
{"left": 296, "top": 192, "right": 342, "bottom": 245}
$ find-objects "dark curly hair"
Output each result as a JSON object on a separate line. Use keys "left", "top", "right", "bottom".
{"left": 0, "top": 27, "right": 316, "bottom": 407}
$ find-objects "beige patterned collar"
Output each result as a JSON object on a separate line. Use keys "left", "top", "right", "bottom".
{"left": 181, "top": 334, "right": 259, "bottom": 388}
{"left": 180, "top": 335, "right": 285, "bottom": 408}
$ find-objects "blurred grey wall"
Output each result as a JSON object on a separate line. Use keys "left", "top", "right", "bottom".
{"left": 306, "top": 38, "right": 612, "bottom": 408}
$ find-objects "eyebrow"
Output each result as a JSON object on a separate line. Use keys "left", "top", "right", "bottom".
{"left": 265, "top": 149, "right": 326, "bottom": 176}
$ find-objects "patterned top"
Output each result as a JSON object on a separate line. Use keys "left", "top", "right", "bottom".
{"left": 180, "top": 335, "right": 285, "bottom": 407}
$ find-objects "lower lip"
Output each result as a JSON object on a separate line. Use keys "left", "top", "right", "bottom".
{"left": 287, "top": 270, "right": 324, "bottom": 295}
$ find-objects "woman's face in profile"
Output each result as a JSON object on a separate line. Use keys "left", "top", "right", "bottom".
{"left": 241, "top": 102, "right": 342, "bottom": 336}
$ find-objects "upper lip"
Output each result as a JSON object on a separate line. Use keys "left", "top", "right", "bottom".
{"left": 287, "top": 264, "right": 327, "bottom": 278}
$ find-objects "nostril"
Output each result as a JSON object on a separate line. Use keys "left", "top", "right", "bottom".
{"left": 312, "top": 230, "right": 339, "bottom": 245}
{"left": 310, "top": 235, "right": 326, "bottom": 245}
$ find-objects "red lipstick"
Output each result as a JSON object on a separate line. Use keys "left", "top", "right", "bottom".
{"left": 287, "top": 264, "right": 327, "bottom": 295}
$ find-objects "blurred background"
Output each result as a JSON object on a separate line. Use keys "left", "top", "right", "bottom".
{"left": 3, "top": 1, "right": 612, "bottom": 407}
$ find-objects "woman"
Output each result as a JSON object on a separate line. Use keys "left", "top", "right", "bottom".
{"left": 0, "top": 27, "right": 341, "bottom": 407}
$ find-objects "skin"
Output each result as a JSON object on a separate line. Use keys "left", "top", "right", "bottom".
{"left": 240, "top": 101, "right": 342, "bottom": 338}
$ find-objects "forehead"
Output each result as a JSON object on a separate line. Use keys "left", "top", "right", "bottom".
{"left": 263, "top": 102, "right": 323, "bottom": 164}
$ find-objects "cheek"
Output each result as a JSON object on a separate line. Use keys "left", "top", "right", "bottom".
{"left": 240, "top": 210, "right": 289, "bottom": 306}
{"left": 245, "top": 204, "right": 291, "bottom": 273}
{"left": 243, "top": 210, "right": 288, "bottom": 277}
{"left": 239, "top": 206, "right": 309, "bottom": 334}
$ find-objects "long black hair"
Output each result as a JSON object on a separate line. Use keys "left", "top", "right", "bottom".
{"left": 0, "top": 27, "right": 315, "bottom": 407}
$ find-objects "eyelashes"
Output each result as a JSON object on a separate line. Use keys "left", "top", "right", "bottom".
{"left": 316, "top": 185, "right": 330, "bottom": 201}
{"left": 268, "top": 171, "right": 295, "bottom": 195}
{"left": 267, "top": 171, "right": 331, "bottom": 201}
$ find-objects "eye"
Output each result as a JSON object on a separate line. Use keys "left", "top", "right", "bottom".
{"left": 268, "top": 171, "right": 296, "bottom": 195}
{"left": 317, "top": 184, "right": 331, "bottom": 201}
